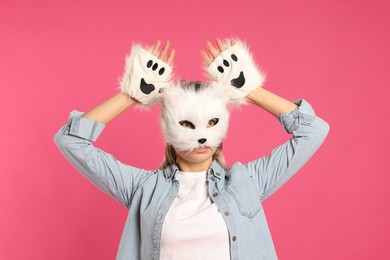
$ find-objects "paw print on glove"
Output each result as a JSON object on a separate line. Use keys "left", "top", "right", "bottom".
{"left": 120, "top": 44, "right": 173, "bottom": 105}
{"left": 206, "top": 40, "right": 266, "bottom": 100}
{"left": 141, "top": 59, "right": 168, "bottom": 94}
{"left": 214, "top": 53, "right": 246, "bottom": 88}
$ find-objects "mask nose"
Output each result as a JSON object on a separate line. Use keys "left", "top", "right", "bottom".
{"left": 198, "top": 138, "right": 207, "bottom": 144}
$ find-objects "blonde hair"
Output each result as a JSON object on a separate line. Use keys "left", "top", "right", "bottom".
{"left": 159, "top": 144, "right": 228, "bottom": 170}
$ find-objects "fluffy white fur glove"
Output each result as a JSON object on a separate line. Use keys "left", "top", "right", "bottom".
{"left": 120, "top": 44, "right": 173, "bottom": 105}
{"left": 206, "top": 40, "right": 266, "bottom": 101}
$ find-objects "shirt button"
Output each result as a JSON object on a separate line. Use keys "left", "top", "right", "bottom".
{"left": 213, "top": 192, "right": 219, "bottom": 197}
{"left": 224, "top": 211, "right": 230, "bottom": 216}
{"left": 215, "top": 172, "right": 221, "bottom": 176}
{"left": 211, "top": 176, "right": 216, "bottom": 181}
{"left": 232, "top": 236, "right": 237, "bottom": 241}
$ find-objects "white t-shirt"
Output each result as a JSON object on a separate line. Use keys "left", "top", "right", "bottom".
{"left": 160, "top": 170, "right": 230, "bottom": 260}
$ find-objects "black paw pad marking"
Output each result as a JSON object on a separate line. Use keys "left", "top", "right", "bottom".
{"left": 140, "top": 78, "right": 155, "bottom": 94}
{"left": 141, "top": 60, "right": 167, "bottom": 95}
{"left": 217, "top": 54, "right": 238, "bottom": 74}
{"left": 146, "top": 60, "right": 165, "bottom": 75}
{"left": 159, "top": 67, "right": 165, "bottom": 75}
{"left": 231, "top": 71, "right": 246, "bottom": 88}
{"left": 216, "top": 53, "right": 245, "bottom": 88}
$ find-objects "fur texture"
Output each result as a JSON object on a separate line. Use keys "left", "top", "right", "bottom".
{"left": 119, "top": 44, "right": 173, "bottom": 106}
{"left": 205, "top": 38, "right": 266, "bottom": 103}
{"left": 160, "top": 83, "right": 230, "bottom": 152}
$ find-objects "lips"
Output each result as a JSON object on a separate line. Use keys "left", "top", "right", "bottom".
{"left": 195, "top": 146, "right": 210, "bottom": 154}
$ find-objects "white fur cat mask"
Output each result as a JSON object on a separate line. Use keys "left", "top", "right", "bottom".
{"left": 160, "top": 82, "right": 230, "bottom": 152}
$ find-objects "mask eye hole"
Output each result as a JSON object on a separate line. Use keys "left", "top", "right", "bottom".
{"left": 179, "top": 120, "right": 195, "bottom": 129}
{"left": 207, "top": 118, "right": 219, "bottom": 127}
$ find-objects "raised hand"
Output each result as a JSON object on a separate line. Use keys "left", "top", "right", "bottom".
{"left": 201, "top": 38, "right": 266, "bottom": 101}
{"left": 120, "top": 40, "right": 175, "bottom": 106}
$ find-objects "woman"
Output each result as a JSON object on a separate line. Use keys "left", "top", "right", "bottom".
{"left": 54, "top": 39, "right": 329, "bottom": 259}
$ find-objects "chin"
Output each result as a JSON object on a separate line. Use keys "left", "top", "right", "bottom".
{"left": 177, "top": 147, "right": 216, "bottom": 164}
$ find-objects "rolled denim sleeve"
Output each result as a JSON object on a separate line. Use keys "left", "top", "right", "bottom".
{"left": 245, "top": 99, "right": 330, "bottom": 201}
{"left": 66, "top": 111, "right": 105, "bottom": 141}
{"left": 54, "top": 110, "right": 153, "bottom": 208}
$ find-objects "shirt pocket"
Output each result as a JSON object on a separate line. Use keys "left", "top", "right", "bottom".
{"left": 225, "top": 175, "right": 262, "bottom": 219}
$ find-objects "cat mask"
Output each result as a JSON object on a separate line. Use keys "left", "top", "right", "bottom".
{"left": 160, "top": 82, "right": 230, "bottom": 152}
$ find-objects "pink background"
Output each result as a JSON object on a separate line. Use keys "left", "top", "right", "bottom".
{"left": 1, "top": 0, "right": 389, "bottom": 259}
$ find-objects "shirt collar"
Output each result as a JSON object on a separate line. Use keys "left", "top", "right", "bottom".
{"left": 163, "top": 160, "right": 225, "bottom": 181}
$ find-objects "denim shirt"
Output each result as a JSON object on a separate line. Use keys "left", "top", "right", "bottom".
{"left": 54, "top": 99, "right": 329, "bottom": 260}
